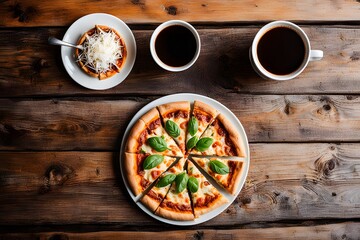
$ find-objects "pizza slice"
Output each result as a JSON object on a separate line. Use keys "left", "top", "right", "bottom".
{"left": 126, "top": 108, "right": 183, "bottom": 157}
{"left": 140, "top": 158, "right": 186, "bottom": 213}
{"left": 154, "top": 159, "right": 194, "bottom": 220}
{"left": 187, "top": 160, "right": 228, "bottom": 218}
{"left": 124, "top": 153, "right": 177, "bottom": 197}
{"left": 190, "top": 113, "right": 246, "bottom": 157}
{"left": 186, "top": 101, "right": 219, "bottom": 151}
{"left": 158, "top": 101, "right": 190, "bottom": 154}
{"left": 191, "top": 157, "right": 244, "bottom": 195}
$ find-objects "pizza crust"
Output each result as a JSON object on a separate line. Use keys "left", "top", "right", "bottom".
{"left": 157, "top": 101, "right": 190, "bottom": 115}
{"left": 194, "top": 194, "right": 228, "bottom": 217}
{"left": 227, "top": 161, "right": 244, "bottom": 195}
{"left": 124, "top": 152, "right": 143, "bottom": 196}
{"left": 193, "top": 100, "right": 219, "bottom": 119}
{"left": 217, "top": 114, "right": 246, "bottom": 157}
{"left": 140, "top": 108, "right": 160, "bottom": 125}
{"left": 140, "top": 194, "right": 163, "bottom": 213}
{"left": 155, "top": 206, "right": 194, "bottom": 221}
{"left": 125, "top": 119, "right": 146, "bottom": 153}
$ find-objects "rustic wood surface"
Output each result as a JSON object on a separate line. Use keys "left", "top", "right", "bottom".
{"left": 1, "top": 222, "right": 359, "bottom": 239}
{"left": 1, "top": 0, "right": 360, "bottom": 238}
{"left": 1, "top": 96, "right": 360, "bottom": 151}
{"left": 0, "top": 143, "right": 359, "bottom": 226}
{"left": 1, "top": 0, "right": 360, "bottom": 27}
{"left": 1, "top": 26, "right": 360, "bottom": 97}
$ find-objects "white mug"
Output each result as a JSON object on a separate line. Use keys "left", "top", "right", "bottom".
{"left": 250, "top": 21, "right": 323, "bottom": 81}
{"left": 150, "top": 20, "right": 201, "bottom": 72}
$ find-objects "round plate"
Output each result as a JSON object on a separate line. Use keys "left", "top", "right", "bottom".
{"left": 61, "top": 13, "right": 136, "bottom": 90}
{"left": 120, "top": 93, "right": 250, "bottom": 226}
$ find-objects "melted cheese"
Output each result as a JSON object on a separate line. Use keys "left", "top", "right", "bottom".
{"left": 164, "top": 116, "right": 188, "bottom": 147}
{"left": 139, "top": 127, "right": 183, "bottom": 157}
{"left": 187, "top": 161, "right": 219, "bottom": 205}
{"left": 192, "top": 157, "right": 229, "bottom": 188}
{"left": 166, "top": 182, "right": 191, "bottom": 204}
{"left": 145, "top": 158, "right": 186, "bottom": 211}
{"left": 143, "top": 156, "right": 176, "bottom": 183}
{"left": 77, "top": 28, "right": 123, "bottom": 74}
{"left": 190, "top": 123, "right": 227, "bottom": 156}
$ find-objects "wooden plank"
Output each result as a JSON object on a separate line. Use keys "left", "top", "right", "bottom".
{"left": 1, "top": 222, "right": 359, "bottom": 239}
{"left": 1, "top": 96, "right": 360, "bottom": 151}
{"left": 0, "top": 144, "right": 359, "bottom": 225}
{"left": 1, "top": 27, "right": 360, "bottom": 97}
{"left": 1, "top": 0, "right": 360, "bottom": 27}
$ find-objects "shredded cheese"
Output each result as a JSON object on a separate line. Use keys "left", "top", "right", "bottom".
{"left": 77, "top": 27, "right": 123, "bottom": 74}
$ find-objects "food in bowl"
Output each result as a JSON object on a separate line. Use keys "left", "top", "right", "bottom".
{"left": 75, "top": 25, "right": 127, "bottom": 80}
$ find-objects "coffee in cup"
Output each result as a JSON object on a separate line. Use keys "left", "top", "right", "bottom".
{"left": 250, "top": 21, "right": 323, "bottom": 80}
{"left": 150, "top": 20, "right": 201, "bottom": 72}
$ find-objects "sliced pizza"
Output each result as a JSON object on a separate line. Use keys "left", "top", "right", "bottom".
{"left": 187, "top": 160, "right": 228, "bottom": 218}
{"left": 140, "top": 158, "right": 186, "bottom": 213}
{"left": 157, "top": 101, "right": 190, "bottom": 154}
{"left": 155, "top": 174, "right": 194, "bottom": 220}
{"left": 124, "top": 153, "right": 176, "bottom": 197}
{"left": 126, "top": 108, "right": 183, "bottom": 157}
{"left": 190, "top": 113, "right": 246, "bottom": 157}
{"left": 191, "top": 157, "right": 244, "bottom": 195}
{"left": 154, "top": 158, "right": 194, "bottom": 220}
{"left": 186, "top": 101, "right": 219, "bottom": 151}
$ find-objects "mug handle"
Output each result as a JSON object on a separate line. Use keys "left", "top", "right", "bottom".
{"left": 310, "top": 50, "right": 323, "bottom": 61}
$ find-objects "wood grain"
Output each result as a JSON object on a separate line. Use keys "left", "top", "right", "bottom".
{"left": 1, "top": 222, "right": 359, "bottom": 239}
{"left": 1, "top": 27, "right": 360, "bottom": 97}
{"left": 1, "top": 96, "right": 360, "bottom": 151}
{"left": 1, "top": 0, "right": 360, "bottom": 27}
{"left": 0, "top": 143, "right": 359, "bottom": 225}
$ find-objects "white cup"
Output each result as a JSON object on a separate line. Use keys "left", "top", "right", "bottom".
{"left": 150, "top": 20, "right": 201, "bottom": 72}
{"left": 250, "top": 21, "right": 323, "bottom": 81}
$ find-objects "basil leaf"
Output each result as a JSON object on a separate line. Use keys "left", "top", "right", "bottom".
{"left": 156, "top": 174, "right": 176, "bottom": 188}
{"left": 165, "top": 120, "right": 180, "bottom": 138}
{"left": 175, "top": 172, "right": 189, "bottom": 193}
{"left": 196, "top": 137, "right": 214, "bottom": 152}
{"left": 209, "top": 160, "right": 230, "bottom": 175}
{"left": 147, "top": 136, "right": 168, "bottom": 152}
{"left": 187, "top": 176, "right": 199, "bottom": 193}
{"left": 188, "top": 116, "right": 198, "bottom": 136}
{"left": 186, "top": 136, "right": 198, "bottom": 150}
{"left": 143, "top": 154, "right": 164, "bottom": 170}
{"left": 139, "top": 148, "right": 146, "bottom": 154}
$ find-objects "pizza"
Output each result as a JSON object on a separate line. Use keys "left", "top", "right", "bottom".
{"left": 154, "top": 169, "right": 194, "bottom": 221}
{"left": 191, "top": 157, "right": 244, "bottom": 195}
{"left": 75, "top": 25, "right": 127, "bottom": 80}
{"left": 124, "top": 153, "right": 176, "bottom": 197}
{"left": 140, "top": 158, "right": 186, "bottom": 212}
{"left": 125, "top": 108, "right": 183, "bottom": 157}
{"left": 186, "top": 101, "right": 218, "bottom": 151}
{"left": 187, "top": 160, "right": 228, "bottom": 217}
{"left": 158, "top": 101, "right": 190, "bottom": 154}
{"left": 190, "top": 113, "right": 246, "bottom": 157}
{"left": 124, "top": 100, "right": 247, "bottom": 221}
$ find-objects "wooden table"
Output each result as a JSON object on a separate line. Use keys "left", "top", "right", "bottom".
{"left": 1, "top": 1, "right": 360, "bottom": 239}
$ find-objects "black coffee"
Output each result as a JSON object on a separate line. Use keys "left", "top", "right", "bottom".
{"left": 155, "top": 25, "right": 197, "bottom": 67}
{"left": 257, "top": 27, "right": 305, "bottom": 75}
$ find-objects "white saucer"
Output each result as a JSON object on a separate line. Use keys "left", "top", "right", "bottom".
{"left": 119, "top": 93, "right": 250, "bottom": 226}
{"left": 61, "top": 13, "right": 136, "bottom": 90}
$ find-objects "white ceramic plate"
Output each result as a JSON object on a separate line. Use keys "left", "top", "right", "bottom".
{"left": 120, "top": 93, "right": 250, "bottom": 225}
{"left": 61, "top": 13, "right": 136, "bottom": 90}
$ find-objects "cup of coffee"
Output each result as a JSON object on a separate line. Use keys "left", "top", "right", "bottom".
{"left": 250, "top": 21, "right": 323, "bottom": 80}
{"left": 150, "top": 20, "right": 201, "bottom": 72}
